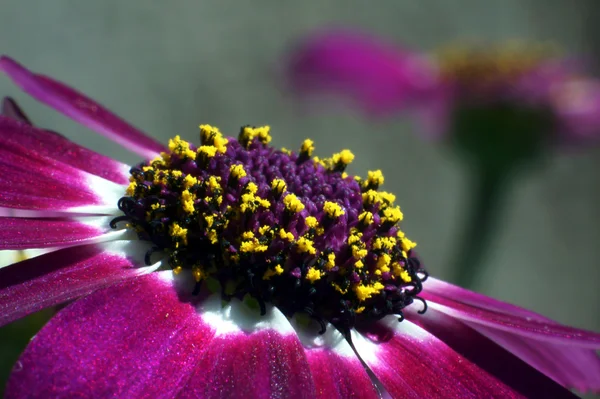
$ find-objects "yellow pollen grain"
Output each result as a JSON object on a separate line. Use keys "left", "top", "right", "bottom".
{"left": 305, "top": 267, "right": 323, "bottom": 283}
{"left": 258, "top": 225, "right": 271, "bottom": 236}
{"left": 204, "top": 215, "right": 215, "bottom": 228}
{"left": 401, "top": 237, "right": 417, "bottom": 252}
{"left": 382, "top": 206, "right": 403, "bottom": 224}
{"left": 192, "top": 266, "right": 207, "bottom": 282}
{"left": 323, "top": 201, "right": 344, "bottom": 218}
{"left": 172, "top": 266, "right": 183, "bottom": 275}
{"left": 198, "top": 145, "right": 217, "bottom": 159}
{"left": 207, "top": 176, "right": 221, "bottom": 191}
{"left": 279, "top": 228, "right": 294, "bottom": 242}
{"left": 283, "top": 193, "right": 305, "bottom": 213}
{"left": 354, "top": 282, "right": 385, "bottom": 302}
{"left": 356, "top": 306, "right": 366, "bottom": 314}
{"left": 168, "top": 136, "right": 196, "bottom": 160}
{"left": 358, "top": 211, "right": 374, "bottom": 225}
{"left": 305, "top": 216, "right": 319, "bottom": 229}
{"left": 181, "top": 190, "right": 196, "bottom": 214}
{"left": 246, "top": 182, "right": 258, "bottom": 194}
{"left": 230, "top": 164, "right": 247, "bottom": 180}
{"left": 183, "top": 174, "right": 198, "bottom": 189}
{"left": 169, "top": 223, "right": 188, "bottom": 246}
{"left": 332, "top": 149, "right": 355, "bottom": 165}
{"left": 263, "top": 264, "right": 284, "bottom": 280}
{"left": 126, "top": 181, "right": 137, "bottom": 196}
{"left": 376, "top": 253, "right": 392, "bottom": 273}
{"left": 354, "top": 260, "right": 364, "bottom": 269}
{"left": 300, "top": 139, "right": 315, "bottom": 156}
{"left": 366, "top": 170, "right": 384, "bottom": 187}
{"left": 296, "top": 237, "right": 316, "bottom": 255}
{"left": 242, "top": 231, "right": 255, "bottom": 240}
{"left": 325, "top": 253, "right": 336, "bottom": 270}
{"left": 271, "top": 178, "right": 287, "bottom": 194}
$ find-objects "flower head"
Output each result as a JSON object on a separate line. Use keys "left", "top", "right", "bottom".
{"left": 287, "top": 30, "right": 600, "bottom": 144}
{"left": 1, "top": 56, "right": 600, "bottom": 397}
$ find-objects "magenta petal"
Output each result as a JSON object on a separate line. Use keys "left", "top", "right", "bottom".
{"left": 406, "top": 307, "right": 580, "bottom": 398}
{"left": 6, "top": 272, "right": 214, "bottom": 399}
{"left": 471, "top": 323, "right": 600, "bottom": 393}
{"left": 177, "top": 300, "right": 316, "bottom": 399}
{"left": 421, "top": 281, "right": 600, "bottom": 347}
{"left": 0, "top": 56, "right": 166, "bottom": 159}
{"left": 0, "top": 120, "right": 123, "bottom": 213}
{"left": 0, "top": 216, "right": 122, "bottom": 249}
{"left": 294, "top": 321, "right": 379, "bottom": 398}
{"left": 352, "top": 316, "right": 525, "bottom": 398}
{"left": 0, "top": 114, "right": 130, "bottom": 184}
{"left": 0, "top": 240, "right": 157, "bottom": 327}
{"left": 288, "top": 30, "right": 439, "bottom": 115}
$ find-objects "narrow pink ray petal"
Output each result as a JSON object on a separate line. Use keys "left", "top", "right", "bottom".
{"left": 422, "top": 290, "right": 600, "bottom": 348}
{"left": 176, "top": 298, "right": 316, "bottom": 399}
{"left": 405, "top": 307, "right": 580, "bottom": 398}
{"left": 0, "top": 133, "right": 123, "bottom": 214}
{"left": 424, "top": 277, "right": 556, "bottom": 323}
{"left": 0, "top": 240, "right": 158, "bottom": 327}
{"left": 292, "top": 319, "right": 379, "bottom": 398}
{"left": 0, "top": 216, "right": 127, "bottom": 249}
{"left": 470, "top": 323, "right": 600, "bottom": 394}
{"left": 288, "top": 30, "right": 439, "bottom": 116}
{"left": 5, "top": 271, "right": 216, "bottom": 399}
{"left": 0, "top": 115, "right": 130, "bottom": 184}
{"left": 0, "top": 56, "right": 166, "bottom": 159}
{"left": 352, "top": 316, "right": 528, "bottom": 398}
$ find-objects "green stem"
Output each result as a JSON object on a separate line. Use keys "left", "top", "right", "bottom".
{"left": 451, "top": 171, "right": 509, "bottom": 289}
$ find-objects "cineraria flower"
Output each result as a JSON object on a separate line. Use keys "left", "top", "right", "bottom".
{"left": 0, "top": 56, "right": 599, "bottom": 399}
{"left": 287, "top": 30, "right": 600, "bottom": 288}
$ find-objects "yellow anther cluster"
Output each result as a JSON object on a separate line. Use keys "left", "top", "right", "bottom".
{"left": 239, "top": 126, "right": 272, "bottom": 148}
{"left": 358, "top": 211, "right": 374, "bottom": 226}
{"left": 240, "top": 182, "right": 271, "bottom": 213}
{"left": 323, "top": 201, "right": 345, "bottom": 218}
{"left": 283, "top": 193, "right": 305, "bottom": 213}
{"left": 168, "top": 136, "right": 197, "bottom": 160}
{"left": 199, "top": 124, "right": 229, "bottom": 154}
{"left": 230, "top": 164, "right": 247, "bottom": 180}
{"left": 363, "top": 170, "right": 384, "bottom": 190}
{"left": 332, "top": 149, "right": 355, "bottom": 166}
{"left": 300, "top": 139, "right": 315, "bottom": 156}
{"left": 354, "top": 282, "right": 385, "bottom": 302}
{"left": 279, "top": 228, "right": 295, "bottom": 242}
{"left": 296, "top": 237, "right": 317, "bottom": 255}
{"left": 305, "top": 267, "right": 323, "bottom": 283}
{"left": 263, "top": 264, "right": 284, "bottom": 280}
{"left": 169, "top": 223, "right": 188, "bottom": 247}
{"left": 271, "top": 178, "right": 287, "bottom": 195}
{"left": 382, "top": 206, "right": 403, "bottom": 224}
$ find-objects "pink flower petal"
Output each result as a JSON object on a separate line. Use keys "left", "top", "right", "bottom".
{"left": 176, "top": 297, "right": 316, "bottom": 398}
{"left": 6, "top": 272, "right": 214, "bottom": 399}
{"left": 288, "top": 30, "right": 439, "bottom": 116}
{"left": 0, "top": 240, "right": 158, "bottom": 327}
{"left": 0, "top": 56, "right": 166, "bottom": 159}
{"left": 471, "top": 323, "right": 600, "bottom": 393}
{"left": 0, "top": 216, "right": 126, "bottom": 249}
{"left": 406, "top": 307, "right": 580, "bottom": 398}
{"left": 7, "top": 272, "right": 317, "bottom": 399}
{"left": 293, "top": 320, "right": 379, "bottom": 398}
{"left": 0, "top": 113, "right": 130, "bottom": 184}
{"left": 352, "top": 316, "right": 527, "bottom": 398}
{"left": 422, "top": 289, "right": 600, "bottom": 348}
{"left": 0, "top": 121, "right": 123, "bottom": 214}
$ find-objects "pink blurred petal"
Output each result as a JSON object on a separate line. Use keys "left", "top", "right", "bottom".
{"left": 352, "top": 316, "right": 525, "bottom": 398}
{"left": 0, "top": 56, "right": 166, "bottom": 159}
{"left": 0, "top": 240, "right": 157, "bottom": 327}
{"left": 0, "top": 113, "right": 130, "bottom": 184}
{"left": 0, "top": 216, "right": 124, "bottom": 249}
{"left": 471, "top": 323, "right": 600, "bottom": 393}
{"left": 552, "top": 78, "right": 600, "bottom": 142}
{"left": 288, "top": 30, "right": 440, "bottom": 116}
{"left": 406, "top": 307, "right": 580, "bottom": 397}
{"left": 294, "top": 320, "right": 379, "bottom": 398}
{"left": 422, "top": 290, "right": 600, "bottom": 348}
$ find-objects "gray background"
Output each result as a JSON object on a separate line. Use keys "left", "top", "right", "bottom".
{"left": 0, "top": 1, "right": 598, "bottom": 396}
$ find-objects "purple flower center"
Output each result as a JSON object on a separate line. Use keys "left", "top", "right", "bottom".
{"left": 112, "top": 125, "right": 427, "bottom": 334}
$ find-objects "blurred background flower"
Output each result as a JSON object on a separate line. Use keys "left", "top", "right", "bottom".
{"left": 1, "top": 1, "right": 600, "bottom": 398}
{"left": 287, "top": 29, "right": 600, "bottom": 288}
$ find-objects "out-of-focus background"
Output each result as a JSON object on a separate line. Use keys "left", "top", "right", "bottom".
{"left": 0, "top": 1, "right": 599, "bottom": 397}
